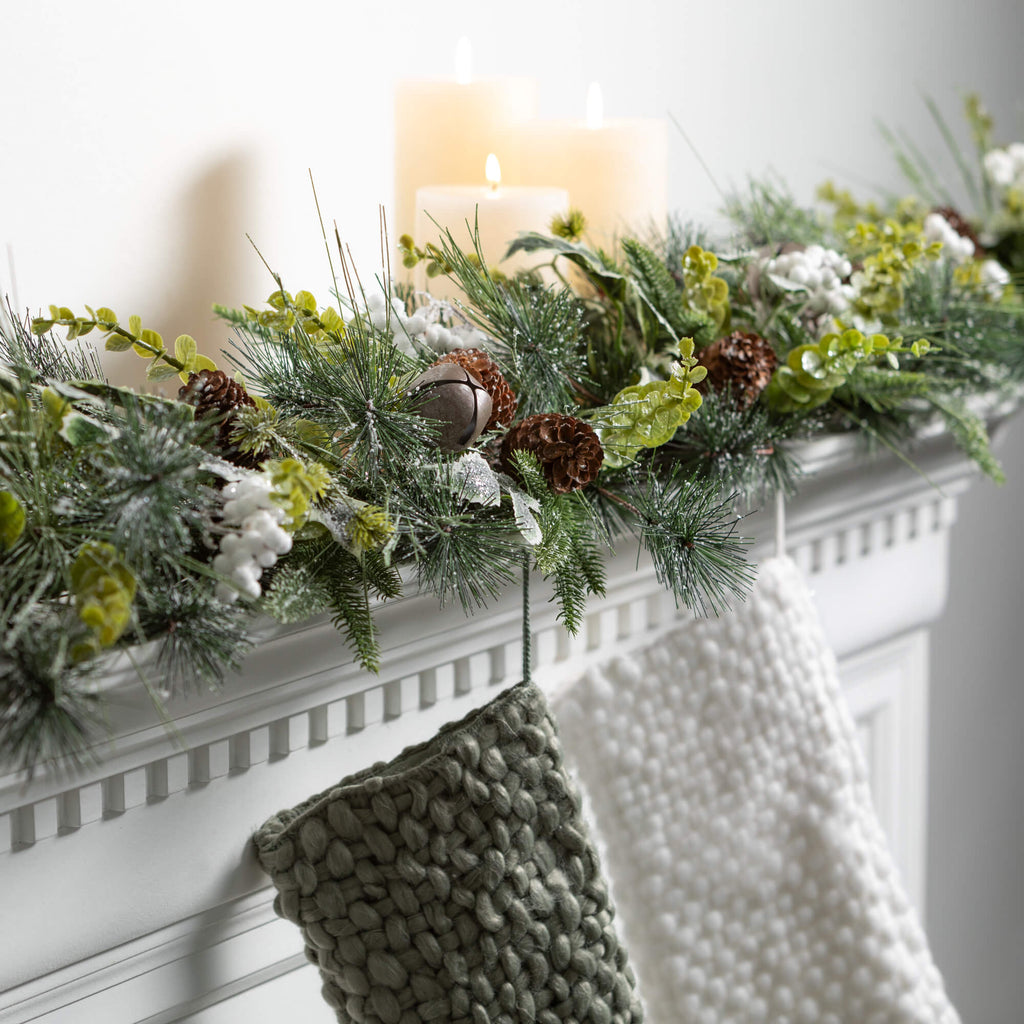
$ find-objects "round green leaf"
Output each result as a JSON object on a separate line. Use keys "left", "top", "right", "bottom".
{"left": 0, "top": 491, "right": 26, "bottom": 551}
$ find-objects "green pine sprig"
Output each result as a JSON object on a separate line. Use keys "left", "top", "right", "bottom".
{"left": 393, "top": 459, "right": 523, "bottom": 613}
{"left": 662, "top": 386, "right": 806, "bottom": 504}
{"left": 509, "top": 451, "right": 606, "bottom": 635}
{"left": 227, "top": 298, "right": 435, "bottom": 480}
{"left": 1, "top": 302, "right": 105, "bottom": 382}
{"left": 722, "top": 177, "right": 828, "bottom": 249}
{"left": 428, "top": 220, "right": 589, "bottom": 414}
{"left": 0, "top": 620, "right": 106, "bottom": 776}
{"left": 260, "top": 534, "right": 402, "bottom": 673}
{"left": 140, "top": 583, "right": 253, "bottom": 696}
{"left": 594, "top": 462, "right": 755, "bottom": 616}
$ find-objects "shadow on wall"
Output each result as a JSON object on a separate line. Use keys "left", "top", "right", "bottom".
{"left": 103, "top": 150, "right": 258, "bottom": 390}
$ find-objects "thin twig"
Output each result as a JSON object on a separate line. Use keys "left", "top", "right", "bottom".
{"left": 310, "top": 170, "right": 342, "bottom": 306}
{"left": 596, "top": 485, "right": 643, "bottom": 519}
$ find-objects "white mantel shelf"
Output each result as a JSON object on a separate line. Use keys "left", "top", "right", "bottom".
{"left": 0, "top": 425, "right": 994, "bottom": 1024}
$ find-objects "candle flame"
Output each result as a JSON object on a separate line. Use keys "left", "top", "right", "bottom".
{"left": 586, "top": 81, "right": 603, "bottom": 130}
{"left": 455, "top": 36, "right": 472, "bottom": 85}
{"left": 485, "top": 153, "right": 501, "bottom": 189}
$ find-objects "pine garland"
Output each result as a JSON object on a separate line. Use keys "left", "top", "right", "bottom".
{"left": 3, "top": 96, "right": 1024, "bottom": 771}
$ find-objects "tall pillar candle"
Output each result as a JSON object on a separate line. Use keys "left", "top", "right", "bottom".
{"left": 394, "top": 74, "right": 538, "bottom": 253}
{"left": 499, "top": 85, "right": 668, "bottom": 255}
{"left": 414, "top": 157, "right": 568, "bottom": 302}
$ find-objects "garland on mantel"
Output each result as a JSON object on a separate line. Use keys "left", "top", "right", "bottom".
{"left": 1, "top": 96, "right": 1022, "bottom": 772}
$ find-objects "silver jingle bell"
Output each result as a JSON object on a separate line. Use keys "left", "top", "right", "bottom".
{"left": 408, "top": 363, "right": 493, "bottom": 452}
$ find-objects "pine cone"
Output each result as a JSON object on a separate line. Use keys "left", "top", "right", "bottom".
{"left": 437, "top": 348, "right": 517, "bottom": 431}
{"left": 178, "top": 369, "right": 263, "bottom": 467}
{"left": 501, "top": 413, "right": 604, "bottom": 494}
{"left": 697, "top": 331, "right": 777, "bottom": 409}
{"left": 934, "top": 205, "right": 985, "bottom": 256}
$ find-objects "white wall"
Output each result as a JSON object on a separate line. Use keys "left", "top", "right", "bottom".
{"left": 2, "top": 1, "right": 1022, "bottom": 1019}
{"left": 928, "top": 419, "right": 1024, "bottom": 1023}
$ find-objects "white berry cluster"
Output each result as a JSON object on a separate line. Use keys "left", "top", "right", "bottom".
{"left": 983, "top": 143, "right": 1024, "bottom": 198}
{"left": 921, "top": 213, "right": 1009, "bottom": 300}
{"left": 978, "top": 257, "right": 1011, "bottom": 301}
{"left": 923, "top": 212, "right": 975, "bottom": 264}
{"left": 213, "top": 474, "right": 292, "bottom": 603}
{"left": 364, "top": 291, "right": 489, "bottom": 358}
{"left": 764, "top": 245, "right": 854, "bottom": 318}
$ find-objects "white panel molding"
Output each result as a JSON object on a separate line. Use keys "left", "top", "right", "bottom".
{"left": 839, "top": 629, "right": 932, "bottom": 914}
{"left": 0, "top": 889, "right": 306, "bottom": 1024}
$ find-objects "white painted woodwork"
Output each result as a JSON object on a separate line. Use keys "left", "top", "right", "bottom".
{"left": 0, "top": 426, "right": 985, "bottom": 1023}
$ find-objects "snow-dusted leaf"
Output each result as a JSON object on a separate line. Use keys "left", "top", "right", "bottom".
{"left": 306, "top": 504, "right": 351, "bottom": 545}
{"left": 452, "top": 451, "right": 501, "bottom": 507}
{"left": 765, "top": 272, "right": 810, "bottom": 293}
{"left": 199, "top": 456, "right": 249, "bottom": 482}
{"left": 509, "top": 488, "right": 542, "bottom": 545}
{"left": 59, "top": 411, "right": 116, "bottom": 447}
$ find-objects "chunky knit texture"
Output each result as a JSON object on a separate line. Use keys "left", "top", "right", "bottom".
{"left": 254, "top": 682, "right": 644, "bottom": 1024}
{"left": 555, "top": 558, "right": 959, "bottom": 1024}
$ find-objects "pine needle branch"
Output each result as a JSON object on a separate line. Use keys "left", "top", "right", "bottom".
{"left": 509, "top": 452, "right": 606, "bottom": 634}
{"left": 662, "top": 387, "right": 806, "bottom": 504}
{"left": 617, "top": 463, "right": 755, "bottom": 616}
{"left": 426, "top": 220, "right": 587, "bottom": 414}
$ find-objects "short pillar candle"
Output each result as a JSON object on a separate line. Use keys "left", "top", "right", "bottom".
{"left": 414, "top": 156, "right": 568, "bottom": 301}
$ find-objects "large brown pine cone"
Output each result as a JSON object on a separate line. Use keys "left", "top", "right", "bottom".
{"left": 178, "top": 369, "right": 263, "bottom": 467}
{"left": 437, "top": 348, "right": 517, "bottom": 431}
{"left": 697, "top": 331, "right": 778, "bottom": 409}
{"left": 933, "top": 205, "right": 985, "bottom": 257}
{"left": 501, "top": 413, "right": 604, "bottom": 494}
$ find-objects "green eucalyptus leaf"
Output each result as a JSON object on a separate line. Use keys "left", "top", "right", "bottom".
{"left": 146, "top": 361, "right": 182, "bottom": 382}
{"left": 796, "top": 348, "right": 820, "bottom": 376}
{"left": 319, "top": 307, "right": 345, "bottom": 333}
{"left": 174, "top": 334, "right": 198, "bottom": 368}
{"left": 0, "top": 491, "right": 26, "bottom": 551}
{"left": 40, "top": 386, "right": 72, "bottom": 426}
{"left": 257, "top": 309, "right": 296, "bottom": 331}
{"left": 291, "top": 418, "right": 330, "bottom": 446}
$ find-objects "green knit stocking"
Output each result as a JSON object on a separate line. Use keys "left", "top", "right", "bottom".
{"left": 254, "top": 682, "right": 644, "bottom": 1024}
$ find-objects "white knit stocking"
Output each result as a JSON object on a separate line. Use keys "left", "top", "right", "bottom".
{"left": 555, "top": 558, "right": 959, "bottom": 1024}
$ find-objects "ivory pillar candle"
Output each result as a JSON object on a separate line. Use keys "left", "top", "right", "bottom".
{"left": 393, "top": 46, "right": 538, "bottom": 252}
{"left": 414, "top": 157, "right": 568, "bottom": 301}
{"left": 499, "top": 84, "right": 668, "bottom": 254}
